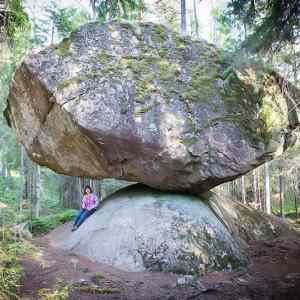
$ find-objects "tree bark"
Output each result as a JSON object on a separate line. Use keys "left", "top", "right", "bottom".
{"left": 257, "top": 167, "right": 262, "bottom": 210}
{"left": 180, "top": 0, "right": 187, "bottom": 35}
{"left": 295, "top": 186, "right": 299, "bottom": 218}
{"left": 292, "top": 36, "right": 298, "bottom": 84}
{"left": 30, "top": 163, "right": 41, "bottom": 218}
{"left": 265, "top": 162, "right": 271, "bottom": 214}
{"left": 21, "top": 146, "right": 29, "bottom": 206}
{"left": 253, "top": 169, "right": 258, "bottom": 207}
{"left": 50, "top": 21, "right": 55, "bottom": 45}
{"left": 0, "top": 156, "right": 5, "bottom": 177}
{"left": 192, "top": 0, "right": 199, "bottom": 37}
{"left": 61, "top": 176, "right": 82, "bottom": 209}
{"left": 20, "top": 146, "right": 41, "bottom": 217}
{"left": 279, "top": 171, "right": 284, "bottom": 217}
{"left": 241, "top": 175, "right": 246, "bottom": 204}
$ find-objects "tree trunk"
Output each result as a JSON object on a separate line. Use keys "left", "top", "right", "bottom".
{"left": 292, "top": 39, "right": 298, "bottom": 85}
{"left": 257, "top": 167, "right": 262, "bottom": 210}
{"left": 50, "top": 21, "right": 55, "bottom": 45}
{"left": 295, "top": 187, "right": 299, "bottom": 219}
{"left": 21, "top": 146, "right": 41, "bottom": 218}
{"left": 30, "top": 163, "right": 41, "bottom": 218}
{"left": 35, "top": 166, "right": 41, "bottom": 217}
{"left": 279, "top": 172, "right": 284, "bottom": 217}
{"left": 192, "top": 0, "right": 199, "bottom": 38}
{"left": 0, "top": 156, "right": 5, "bottom": 177}
{"left": 241, "top": 175, "right": 246, "bottom": 204}
{"left": 265, "top": 162, "right": 271, "bottom": 214}
{"left": 21, "top": 146, "right": 30, "bottom": 207}
{"left": 253, "top": 169, "right": 258, "bottom": 206}
{"left": 180, "top": 0, "right": 187, "bottom": 35}
{"left": 60, "top": 176, "right": 85, "bottom": 209}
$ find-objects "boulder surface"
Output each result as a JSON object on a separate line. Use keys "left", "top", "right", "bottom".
{"left": 49, "top": 184, "right": 293, "bottom": 275}
{"left": 5, "top": 21, "right": 299, "bottom": 193}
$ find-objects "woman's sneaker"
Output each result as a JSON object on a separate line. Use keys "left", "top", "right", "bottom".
{"left": 72, "top": 225, "right": 78, "bottom": 232}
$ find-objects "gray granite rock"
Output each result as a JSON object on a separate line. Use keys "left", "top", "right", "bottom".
{"left": 5, "top": 21, "right": 299, "bottom": 193}
{"left": 49, "top": 185, "right": 293, "bottom": 275}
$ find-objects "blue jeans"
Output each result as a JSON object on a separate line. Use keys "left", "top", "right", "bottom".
{"left": 74, "top": 208, "right": 97, "bottom": 227}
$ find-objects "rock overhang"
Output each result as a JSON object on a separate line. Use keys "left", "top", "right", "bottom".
{"left": 4, "top": 21, "right": 300, "bottom": 194}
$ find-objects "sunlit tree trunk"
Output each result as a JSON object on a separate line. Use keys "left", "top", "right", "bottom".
{"left": 292, "top": 35, "right": 298, "bottom": 85}
{"left": 241, "top": 175, "right": 246, "bottom": 204}
{"left": 21, "top": 146, "right": 29, "bottom": 207}
{"left": 209, "top": 0, "right": 217, "bottom": 44}
{"left": 50, "top": 21, "right": 55, "bottom": 45}
{"left": 36, "top": 166, "right": 41, "bottom": 217}
{"left": 279, "top": 169, "right": 284, "bottom": 217}
{"left": 21, "top": 147, "right": 41, "bottom": 218}
{"left": 257, "top": 167, "right": 262, "bottom": 210}
{"left": 265, "top": 162, "right": 271, "bottom": 214}
{"left": 30, "top": 164, "right": 41, "bottom": 218}
{"left": 180, "top": 0, "right": 187, "bottom": 35}
{"left": 0, "top": 157, "right": 5, "bottom": 177}
{"left": 253, "top": 169, "right": 258, "bottom": 206}
{"left": 192, "top": 0, "right": 199, "bottom": 38}
{"left": 293, "top": 169, "right": 299, "bottom": 218}
{"left": 294, "top": 195, "right": 298, "bottom": 218}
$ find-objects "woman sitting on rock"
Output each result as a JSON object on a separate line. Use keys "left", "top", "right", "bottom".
{"left": 72, "top": 185, "right": 99, "bottom": 231}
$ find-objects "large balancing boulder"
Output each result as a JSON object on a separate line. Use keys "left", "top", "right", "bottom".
{"left": 49, "top": 185, "right": 293, "bottom": 275}
{"left": 5, "top": 21, "right": 299, "bottom": 194}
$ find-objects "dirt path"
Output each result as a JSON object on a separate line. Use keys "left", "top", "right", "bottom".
{"left": 20, "top": 235, "right": 300, "bottom": 300}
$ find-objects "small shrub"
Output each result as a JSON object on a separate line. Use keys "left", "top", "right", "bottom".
{"left": 31, "top": 209, "right": 78, "bottom": 236}
{"left": 77, "top": 286, "right": 119, "bottom": 294}
{"left": 92, "top": 271, "right": 105, "bottom": 284}
{"left": 95, "top": 271, "right": 105, "bottom": 280}
{"left": 38, "top": 279, "right": 70, "bottom": 300}
{"left": 0, "top": 228, "right": 33, "bottom": 300}
{"left": 56, "top": 210, "right": 78, "bottom": 223}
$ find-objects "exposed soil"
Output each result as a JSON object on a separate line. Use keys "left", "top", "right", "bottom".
{"left": 19, "top": 231, "right": 300, "bottom": 300}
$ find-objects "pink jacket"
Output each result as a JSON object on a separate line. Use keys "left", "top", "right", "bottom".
{"left": 82, "top": 193, "right": 98, "bottom": 210}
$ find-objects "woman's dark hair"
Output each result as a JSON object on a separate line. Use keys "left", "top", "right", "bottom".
{"left": 83, "top": 185, "right": 93, "bottom": 195}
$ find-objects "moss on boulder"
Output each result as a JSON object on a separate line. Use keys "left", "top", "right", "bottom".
{"left": 5, "top": 21, "right": 300, "bottom": 194}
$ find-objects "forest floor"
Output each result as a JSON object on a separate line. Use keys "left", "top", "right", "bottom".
{"left": 19, "top": 231, "right": 300, "bottom": 300}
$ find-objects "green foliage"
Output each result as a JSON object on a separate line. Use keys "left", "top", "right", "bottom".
{"left": 6, "top": 0, "right": 31, "bottom": 38}
{"left": 54, "top": 38, "right": 71, "bottom": 57}
{"left": 76, "top": 286, "right": 118, "bottom": 294}
{"left": 152, "top": 24, "right": 168, "bottom": 43}
{"left": 159, "top": 61, "right": 180, "bottom": 81}
{"left": 31, "top": 209, "right": 77, "bottom": 236}
{"left": 56, "top": 210, "right": 78, "bottom": 223}
{"left": 213, "top": 8, "right": 241, "bottom": 54}
{"left": 182, "top": 63, "right": 219, "bottom": 102}
{"left": 0, "top": 228, "right": 33, "bottom": 300}
{"left": 39, "top": 169, "right": 62, "bottom": 213}
{"left": 94, "top": 271, "right": 105, "bottom": 280}
{"left": 0, "top": 207, "right": 22, "bottom": 226}
{"left": 0, "top": 176, "right": 22, "bottom": 207}
{"left": 49, "top": 7, "right": 91, "bottom": 39}
{"left": 272, "top": 192, "right": 298, "bottom": 216}
{"left": 91, "top": 0, "right": 144, "bottom": 22}
{"left": 0, "top": 2, "right": 33, "bottom": 210}
{"left": 154, "top": 0, "right": 180, "bottom": 33}
{"left": 38, "top": 278, "right": 119, "bottom": 299}
{"left": 225, "top": 0, "right": 300, "bottom": 53}
{"left": 39, "top": 279, "right": 70, "bottom": 300}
